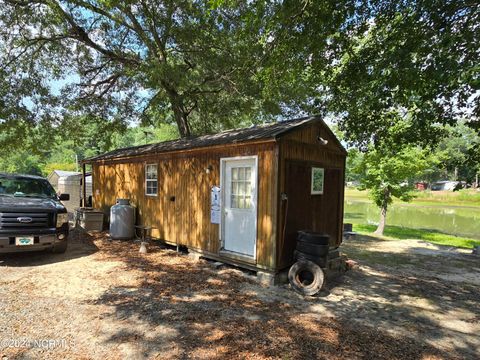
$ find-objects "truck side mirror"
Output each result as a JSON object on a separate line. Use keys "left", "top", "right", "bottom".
{"left": 59, "top": 193, "right": 70, "bottom": 201}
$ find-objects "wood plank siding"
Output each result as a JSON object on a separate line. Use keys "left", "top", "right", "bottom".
{"left": 276, "top": 122, "right": 346, "bottom": 270}
{"left": 87, "top": 117, "right": 346, "bottom": 273}
{"left": 91, "top": 141, "right": 278, "bottom": 271}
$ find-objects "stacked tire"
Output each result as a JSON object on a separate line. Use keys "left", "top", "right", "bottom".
{"left": 294, "top": 231, "right": 330, "bottom": 267}
{"left": 288, "top": 231, "right": 330, "bottom": 296}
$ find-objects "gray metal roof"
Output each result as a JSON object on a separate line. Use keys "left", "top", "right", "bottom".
{"left": 51, "top": 170, "right": 81, "bottom": 178}
{"left": 85, "top": 116, "right": 329, "bottom": 162}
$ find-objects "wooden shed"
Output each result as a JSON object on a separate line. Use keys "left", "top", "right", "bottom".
{"left": 83, "top": 116, "right": 346, "bottom": 275}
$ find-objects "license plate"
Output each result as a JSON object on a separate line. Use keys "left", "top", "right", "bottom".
{"left": 15, "top": 236, "right": 34, "bottom": 246}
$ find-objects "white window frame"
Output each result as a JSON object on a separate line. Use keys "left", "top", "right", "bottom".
{"left": 145, "top": 163, "right": 158, "bottom": 196}
{"left": 311, "top": 167, "right": 325, "bottom": 195}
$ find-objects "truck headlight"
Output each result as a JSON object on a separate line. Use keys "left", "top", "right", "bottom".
{"left": 56, "top": 213, "right": 69, "bottom": 227}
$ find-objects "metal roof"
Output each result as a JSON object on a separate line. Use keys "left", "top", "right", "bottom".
{"left": 85, "top": 116, "right": 333, "bottom": 162}
{"left": 51, "top": 170, "right": 81, "bottom": 178}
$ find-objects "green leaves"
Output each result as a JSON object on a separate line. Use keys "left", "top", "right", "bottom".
{"left": 267, "top": 0, "right": 479, "bottom": 146}
{"left": 0, "top": 0, "right": 477, "bottom": 151}
{"left": 358, "top": 145, "right": 432, "bottom": 209}
{"left": 434, "top": 122, "right": 480, "bottom": 182}
{"left": 0, "top": 0, "right": 283, "bottom": 139}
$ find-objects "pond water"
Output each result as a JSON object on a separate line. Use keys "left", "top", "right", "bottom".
{"left": 344, "top": 199, "right": 480, "bottom": 240}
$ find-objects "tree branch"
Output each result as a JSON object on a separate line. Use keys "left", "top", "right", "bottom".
{"left": 141, "top": 90, "right": 163, "bottom": 117}
{"left": 184, "top": 100, "right": 198, "bottom": 117}
{"left": 46, "top": 0, "right": 139, "bottom": 65}
{"left": 139, "top": 0, "right": 166, "bottom": 61}
{"left": 119, "top": 4, "right": 158, "bottom": 59}
{"left": 79, "top": 73, "right": 121, "bottom": 98}
{"left": 69, "top": 0, "right": 136, "bottom": 32}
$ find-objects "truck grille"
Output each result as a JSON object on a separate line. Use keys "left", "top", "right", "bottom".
{"left": 0, "top": 212, "right": 54, "bottom": 229}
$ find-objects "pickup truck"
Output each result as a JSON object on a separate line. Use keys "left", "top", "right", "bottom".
{"left": 0, "top": 173, "right": 70, "bottom": 253}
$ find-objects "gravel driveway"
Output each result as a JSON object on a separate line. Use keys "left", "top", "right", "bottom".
{"left": 0, "top": 230, "right": 478, "bottom": 359}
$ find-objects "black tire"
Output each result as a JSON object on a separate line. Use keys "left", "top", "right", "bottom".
{"left": 288, "top": 260, "right": 325, "bottom": 296}
{"left": 294, "top": 250, "right": 327, "bottom": 268}
{"left": 295, "top": 242, "right": 329, "bottom": 257}
{"left": 52, "top": 240, "right": 68, "bottom": 254}
{"left": 297, "top": 231, "right": 330, "bottom": 245}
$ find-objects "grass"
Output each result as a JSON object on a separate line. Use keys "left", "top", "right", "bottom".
{"left": 414, "top": 189, "right": 480, "bottom": 206}
{"left": 345, "top": 188, "right": 480, "bottom": 207}
{"left": 353, "top": 223, "right": 480, "bottom": 249}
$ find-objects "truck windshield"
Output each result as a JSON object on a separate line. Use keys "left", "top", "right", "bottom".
{"left": 0, "top": 176, "right": 57, "bottom": 198}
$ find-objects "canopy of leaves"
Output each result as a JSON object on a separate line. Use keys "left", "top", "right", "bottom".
{"left": 0, "top": 0, "right": 478, "bottom": 154}
{"left": 0, "top": 0, "right": 293, "bottom": 144}
{"left": 345, "top": 121, "right": 480, "bottom": 185}
{"left": 345, "top": 148, "right": 364, "bottom": 183}
{"left": 357, "top": 145, "right": 432, "bottom": 209}
{"left": 263, "top": 0, "right": 479, "bottom": 147}
{"left": 434, "top": 122, "right": 480, "bottom": 182}
{"left": 0, "top": 116, "right": 178, "bottom": 176}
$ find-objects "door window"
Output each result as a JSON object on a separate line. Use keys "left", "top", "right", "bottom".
{"left": 230, "top": 166, "right": 252, "bottom": 209}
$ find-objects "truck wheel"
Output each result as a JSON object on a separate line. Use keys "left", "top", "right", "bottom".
{"left": 288, "top": 260, "right": 325, "bottom": 296}
{"left": 52, "top": 241, "right": 68, "bottom": 254}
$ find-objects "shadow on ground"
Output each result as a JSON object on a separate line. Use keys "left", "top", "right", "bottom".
{"left": 335, "top": 234, "right": 480, "bottom": 358}
{"left": 84, "top": 235, "right": 470, "bottom": 359}
{"left": 0, "top": 229, "right": 99, "bottom": 267}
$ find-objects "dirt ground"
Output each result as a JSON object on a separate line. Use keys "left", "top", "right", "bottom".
{"left": 0, "top": 230, "right": 479, "bottom": 359}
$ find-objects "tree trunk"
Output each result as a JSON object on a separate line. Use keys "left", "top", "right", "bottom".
{"left": 374, "top": 188, "right": 390, "bottom": 236}
{"left": 165, "top": 86, "right": 191, "bottom": 138}
{"left": 374, "top": 205, "right": 387, "bottom": 235}
{"left": 171, "top": 101, "right": 191, "bottom": 138}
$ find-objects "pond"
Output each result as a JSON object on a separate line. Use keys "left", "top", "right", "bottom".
{"left": 344, "top": 199, "right": 480, "bottom": 240}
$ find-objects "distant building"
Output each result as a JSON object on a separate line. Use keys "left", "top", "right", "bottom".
{"left": 430, "top": 181, "right": 461, "bottom": 191}
{"left": 346, "top": 181, "right": 360, "bottom": 187}
{"left": 415, "top": 182, "right": 428, "bottom": 191}
{"left": 47, "top": 170, "right": 92, "bottom": 212}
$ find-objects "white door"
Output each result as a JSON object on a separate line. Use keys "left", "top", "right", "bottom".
{"left": 222, "top": 157, "right": 257, "bottom": 258}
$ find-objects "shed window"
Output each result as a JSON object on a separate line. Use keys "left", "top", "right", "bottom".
{"left": 145, "top": 164, "right": 158, "bottom": 196}
{"left": 311, "top": 167, "right": 324, "bottom": 195}
{"left": 230, "top": 166, "right": 252, "bottom": 209}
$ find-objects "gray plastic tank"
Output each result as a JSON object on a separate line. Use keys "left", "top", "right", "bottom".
{"left": 110, "top": 199, "right": 135, "bottom": 240}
